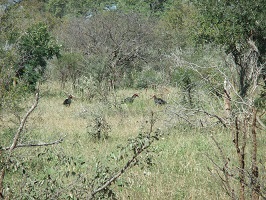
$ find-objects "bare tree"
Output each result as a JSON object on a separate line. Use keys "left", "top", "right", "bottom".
{"left": 55, "top": 12, "right": 158, "bottom": 89}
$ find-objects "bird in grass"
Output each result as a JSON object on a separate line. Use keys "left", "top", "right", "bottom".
{"left": 152, "top": 95, "right": 167, "bottom": 105}
{"left": 122, "top": 94, "right": 139, "bottom": 104}
{"left": 63, "top": 95, "right": 73, "bottom": 106}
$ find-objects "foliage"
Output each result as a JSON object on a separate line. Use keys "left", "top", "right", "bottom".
{"left": 193, "top": 0, "right": 266, "bottom": 50}
{"left": 54, "top": 52, "right": 83, "bottom": 88}
{"left": 0, "top": 45, "right": 30, "bottom": 114}
{"left": 192, "top": 0, "right": 266, "bottom": 97}
{"left": 3, "top": 147, "right": 87, "bottom": 199}
{"left": 45, "top": 0, "right": 114, "bottom": 17}
{"left": 89, "top": 162, "right": 118, "bottom": 200}
{"left": 0, "top": 49, "right": 17, "bottom": 108}
{"left": 17, "top": 22, "right": 61, "bottom": 90}
{"left": 73, "top": 75, "right": 98, "bottom": 100}
{"left": 170, "top": 47, "right": 266, "bottom": 199}
{"left": 173, "top": 68, "right": 196, "bottom": 107}
{"left": 45, "top": 0, "right": 171, "bottom": 18}
{"left": 254, "top": 86, "right": 266, "bottom": 110}
{"left": 18, "top": 23, "right": 60, "bottom": 68}
{"left": 134, "top": 66, "right": 166, "bottom": 89}
{"left": 54, "top": 12, "right": 161, "bottom": 89}
{"left": 87, "top": 115, "right": 111, "bottom": 141}
{"left": 88, "top": 112, "right": 162, "bottom": 199}
{"left": 0, "top": 83, "right": 29, "bottom": 120}
{"left": 158, "top": 0, "right": 198, "bottom": 47}
{"left": 0, "top": 0, "right": 59, "bottom": 43}
{"left": 1, "top": 0, "right": 265, "bottom": 199}
{"left": 0, "top": 0, "right": 61, "bottom": 94}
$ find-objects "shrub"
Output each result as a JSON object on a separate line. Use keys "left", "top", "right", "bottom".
{"left": 87, "top": 115, "right": 111, "bottom": 141}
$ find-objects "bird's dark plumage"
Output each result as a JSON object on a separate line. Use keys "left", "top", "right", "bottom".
{"left": 152, "top": 95, "right": 167, "bottom": 105}
{"left": 122, "top": 94, "right": 139, "bottom": 104}
{"left": 63, "top": 95, "right": 73, "bottom": 106}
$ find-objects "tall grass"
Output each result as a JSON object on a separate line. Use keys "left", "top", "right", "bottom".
{"left": 1, "top": 81, "right": 265, "bottom": 199}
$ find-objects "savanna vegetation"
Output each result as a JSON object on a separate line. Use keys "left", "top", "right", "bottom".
{"left": 0, "top": 0, "right": 265, "bottom": 199}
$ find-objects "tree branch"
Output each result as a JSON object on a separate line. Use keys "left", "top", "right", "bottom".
{"left": 192, "top": 109, "right": 227, "bottom": 128}
{"left": 2, "top": 135, "right": 66, "bottom": 151}
{"left": 9, "top": 92, "right": 39, "bottom": 152}
{"left": 257, "top": 116, "right": 266, "bottom": 130}
{"left": 209, "top": 135, "right": 236, "bottom": 199}
{"left": 1, "top": 92, "right": 39, "bottom": 199}
{"left": 89, "top": 112, "right": 157, "bottom": 199}
{"left": 251, "top": 108, "right": 260, "bottom": 200}
{"left": 89, "top": 143, "right": 150, "bottom": 199}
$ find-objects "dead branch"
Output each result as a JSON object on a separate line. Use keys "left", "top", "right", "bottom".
{"left": 168, "top": 108, "right": 194, "bottom": 126}
{"left": 257, "top": 116, "right": 266, "bottom": 130}
{"left": 202, "top": 110, "right": 227, "bottom": 127}
{"left": 210, "top": 135, "right": 237, "bottom": 199}
{"left": 233, "top": 117, "right": 245, "bottom": 200}
{"left": 0, "top": 170, "right": 4, "bottom": 199}
{"left": 2, "top": 135, "right": 66, "bottom": 151}
{"left": 251, "top": 108, "right": 260, "bottom": 200}
{"left": 9, "top": 92, "right": 39, "bottom": 152}
{"left": 192, "top": 109, "right": 227, "bottom": 128}
{"left": 224, "top": 165, "right": 266, "bottom": 199}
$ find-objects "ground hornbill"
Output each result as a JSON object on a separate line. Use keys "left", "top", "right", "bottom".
{"left": 152, "top": 95, "right": 167, "bottom": 105}
{"left": 122, "top": 94, "right": 139, "bottom": 104}
{"left": 63, "top": 95, "right": 73, "bottom": 106}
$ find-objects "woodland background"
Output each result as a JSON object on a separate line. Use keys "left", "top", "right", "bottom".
{"left": 0, "top": 0, "right": 266, "bottom": 199}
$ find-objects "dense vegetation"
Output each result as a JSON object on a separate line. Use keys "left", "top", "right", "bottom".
{"left": 0, "top": 0, "right": 265, "bottom": 199}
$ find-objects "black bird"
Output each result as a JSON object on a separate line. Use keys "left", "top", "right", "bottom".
{"left": 122, "top": 94, "right": 139, "bottom": 104}
{"left": 152, "top": 95, "right": 167, "bottom": 105}
{"left": 63, "top": 95, "right": 73, "bottom": 106}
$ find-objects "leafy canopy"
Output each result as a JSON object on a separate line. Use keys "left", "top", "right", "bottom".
{"left": 193, "top": 0, "right": 266, "bottom": 55}
{"left": 17, "top": 22, "right": 61, "bottom": 90}
{"left": 19, "top": 22, "right": 60, "bottom": 68}
{"left": 193, "top": 0, "right": 266, "bottom": 98}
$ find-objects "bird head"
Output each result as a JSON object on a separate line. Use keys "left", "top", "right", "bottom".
{"left": 151, "top": 95, "right": 157, "bottom": 99}
{"left": 133, "top": 94, "right": 139, "bottom": 98}
{"left": 68, "top": 94, "right": 75, "bottom": 99}
{"left": 64, "top": 91, "right": 75, "bottom": 99}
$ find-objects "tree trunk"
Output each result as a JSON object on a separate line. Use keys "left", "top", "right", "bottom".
{"left": 233, "top": 117, "right": 246, "bottom": 200}
{"left": 251, "top": 108, "right": 260, "bottom": 200}
{"left": 224, "top": 78, "right": 231, "bottom": 119}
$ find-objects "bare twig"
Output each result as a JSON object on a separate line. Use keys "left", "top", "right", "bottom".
{"left": 2, "top": 135, "right": 66, "bottom": 151}
{"left": 202, "top": 110, "right": 227, "bottom": 127}
{"left": 167, "top": 107, "right": 194, "bottom": 126}
{"left": 257, "top": 116, "right": 266, "bottom": 130}
{"left": 192, "top": 109, "right": 227, "bottom": 128}
{"left": 210, "top": 135, "right": 236, "bottom": 199}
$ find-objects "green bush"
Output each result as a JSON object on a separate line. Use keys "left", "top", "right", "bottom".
{"left": 134, "top": 67, "right": 165, "bottom": 89}
{"left": 17, "top": 22, "right": 61, "bottom": 91}
{"left": 87, "top": 115, "right": 111, "bottom": 141}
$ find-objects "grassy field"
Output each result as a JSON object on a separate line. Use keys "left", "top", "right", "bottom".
{"left": 1, "top": 82, "right": 265, "bottom": 199}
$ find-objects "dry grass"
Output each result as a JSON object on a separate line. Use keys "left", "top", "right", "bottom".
{"left": 2, "top": 82, "right": 265, "bottom": 199}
